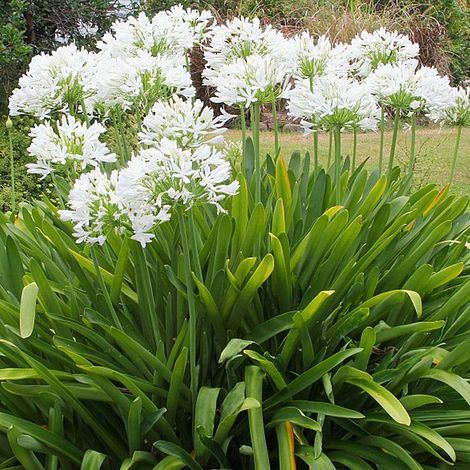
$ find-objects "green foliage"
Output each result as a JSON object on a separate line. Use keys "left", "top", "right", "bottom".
{"left": 0, "top": 148, "right": 468, "bottom": 468}
{"left": 0, "top": 117, "right": 46, "bottom": 211}
{"left": 0, "top": 0, "right": 32, "bottom": 112}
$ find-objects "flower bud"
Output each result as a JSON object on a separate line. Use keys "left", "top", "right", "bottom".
{"left": 5, "top": 117, "right": 13, "bottom": 129}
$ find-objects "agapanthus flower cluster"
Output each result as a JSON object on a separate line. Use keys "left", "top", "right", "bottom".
{"left": 93, "top": 53, "right": 194, "bottom": 111}
{"left": 60, "top": 138, "right": 238, "bottom": 246}
{"left": 97, "top": 8, "right": 212, "bottom": 59}
{"left": 9, "top": 44, "right": 96, "bottom": 119}
{"left": 428, "top": 86, "right": 470, "bottom": 126}
{"left": 26, "top": 115, "right": 116, "bottom": 179}
{"left": 288, "top": 76, "right": 379, "bottom": 132}
{"left": 365, "top": 61, "right": 453, "bottom": 113}
{"left": 210, "top": 54, "right": 291, "bottom": 108}
{"left": 139, "top": 96, "right": 231, "bottom": 148}
{"left": 290, "top": 33, "right": 351, "bottom": 80}
{"left": 203, "top": 17, "right": 291, "bottom": 107}
{"left": 349, "top": 27, "right": 419, "bottom": 78}
{"left": 58, "top": 168, "right": 121, "bottom": 245}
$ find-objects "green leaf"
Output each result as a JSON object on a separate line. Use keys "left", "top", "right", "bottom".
{"left": 422, "top": 369, "right": 470, "bottom": 406}
{"left": 153, "top": 441, "right": 203, "bottom": 470}
{"left": 19, "top": 282, "right": 39, "bottom": 339}
{"left": 80, "top": 450, "right": 107, "bottom": 470}
{"left": 194, "top": 387, "right": 220, "bottom": 464}
{"left": 288, "top": 401, "right": 364, "bottom": 419}
{"left": 219, "top": 339, "right": 255, "bottom": 364}
{"left": 345, "top": 378, "right": 411, "bottom": 425}
{"left": 269, "top": 407, "right": 321, "bottom": 431}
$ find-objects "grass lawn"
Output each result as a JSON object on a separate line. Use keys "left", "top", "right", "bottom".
{"left": 226, "top": 126, "right": 470, "bottom": 196}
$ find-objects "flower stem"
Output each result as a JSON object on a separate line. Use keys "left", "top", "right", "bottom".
{"left": 178, "top": 208, "right": 199, "bottom": 409}
{"left": 6, "top": 118, "right": 16, "bottom": 213}
{"left": 352, "top": 127, "right": 357, "bottom": 172}
{"left": 313, "top": 126, "right": 319, "bottom": 174}
{"left": 387, "top": 108, "right": 401, "bottom": 186}
{"left": 379, "top": 104, "right": 385, "bottom": 174}
{"left": 334, "top": 126, "right": 342, "bottom": 202}
{"left": 407, "top": 112, "right": 417, "bottom": 176}
{"left": 240, "top": 105, "right": 246, "bottom": 172}
{"left": 252, "top": 102, "right": 261, "bottom": 203}
{"left": 272, "top": 99, "right": 279, "bottom": 157}
{"left": 327, "top": 131, "right": 333, "bottom": 168}
{"left": 449, "top": 124, "right": 462, "bottom": 186}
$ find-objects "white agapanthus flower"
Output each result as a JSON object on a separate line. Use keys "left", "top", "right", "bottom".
{"left": 203, "top": 17, "right": 290, "bottom": 86}
{"left": 139, "top": 96, "right": 232, "bottom": 148}
{"left": 26, "top": 115, "right": 116, "bottom": 179}
{"left": 365, "top": 61, "right": 454, "bottom": 113}
{"left": 117, "top": 139, "right": 238, "bottom": 245}
{"left": 94, "top": 52, "right": 195, "bottom": 111}
{"left": 290, "top": 32, "right": 351, "bottom": 80}
{"left": 210, "top": 54, "right": 291, "bottom": 108}
{"left": 349, "top": 27, "right": 419, "bottom": 78}
{"left": 428, "top": 86, "right": 470, "bottom": 126}
{"left": 288, "top": 75, "right": 379, "bottom": 132}
{"left": 98, "top": 8, "right": 212, "bottom": 60}
{"left": 59, "top": 168, "right": 121, "bottom": 245}
{"left": 9, "top": 44, "right": 97, "bottom": 119}
{"left": 60, "top": 138, "right": 239, "bottom": 246}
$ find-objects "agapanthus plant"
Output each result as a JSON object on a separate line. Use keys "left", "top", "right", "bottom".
{"left": 289, "top": 74, "right": 379, "bottom": 198}
{"left": 139, "top": 96, "right": 231, "bottom": 149}
{"left": 9, "top": 44, "right": 97, "bottom": 119}
{"left": 429, "top": 86, "right": 470, "bottom": 185}
{"left": 366, "top": 60, "right": 453, "bottom": 178}
{"left": 26, "top": 115, "right": 116, "bottom": 179}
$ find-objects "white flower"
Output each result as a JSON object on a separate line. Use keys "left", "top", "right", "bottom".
{"left": 290, "top": 32, "right": 351, "bottom": 80}
{"left": 167, "top": 5, "right": 214, "bottom": 46}
{"left": 59, "top": 168, "right": 121, "bottom": 245}
{"left": 139, "top": 95, "right": 232, "bottom": 148}
{"left": 349, "top": 28, "right": 419, "bottom": 78}
{"left": 210, "top": 54, "right": 291, "bottom": 108}
{"left": 288, "top": 75, "right": 379, "bottom": 132}
{"left": 203, "top": 17, "right": 290, "bottom": 86}
{"left": 26, "top": 115, "right": 116, "bottom": 179}
{"left": 114, "top": 139, "right": 239, "bottom": 245}
{"left": 428, "top": 86, "right": 470, "bottom": 126}
{"left": 9, "top": 44, "right": 97, "bottom": 119}
{"left": 365, "top": 61, "right": 454, "bottom": 113}
{"left": 94, "top": 52, "right": 195, "bottom": 111}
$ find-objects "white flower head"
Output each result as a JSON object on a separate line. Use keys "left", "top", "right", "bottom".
{"left": 291, "top": 32, "right": 351, "bottom": 80}
{"left": 203, "top": 17, "right": 291, "bottom": 86}
{"left": 26, "top": 115, "right": 116, "bottom": 179}
{"left": 94, "top": 52, "right": 195, "bottom": 112}
{"left": 210, "top": 54, "right": 291, "bottom": 108}
{"left": 349, "top": 27, "right": 419, "bottom": 78}
{"left": 139, "top": 95, "right": 232, "bottom": 148}
{"left": 428, "top": 86, "right": 470, "bottom": 126}
{"left": 59, "top": 168, "right": 121, "bottom": 245}
{"left": 9, "top": 44, "right": 97, "bottom": 119}
{"left": 288, "top": 75, "right": 379, "bottom": 132}
{"left": 365, "top": 61, "right": 454, "bottom": 113}
{"left": 114, "top": 138, "right": 239, "bottom": 245}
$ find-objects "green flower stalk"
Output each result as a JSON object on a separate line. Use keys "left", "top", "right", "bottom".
{"left": 407, "top": 112, "right": 417, "bottom": 176}
{"left": 449, "top": 125, "right": 462, "bottom": 186}
{"left": 334, "top": 126, "right": 342, "bottom": 202}
{"left": 378, "top": 104, "right": 385, "bottom": 174}
{"left": 6, "top": 117, "right": 16, "bottom": 212}
{"left": 387, "top": 109, "right": 401, "bottom": 186}
{"left": 352, "top": 127, "right": 358, "bottom": 172}
{"left": 272, "top": 100, "right": 279, "bottom": 157}
{"left": 252, "top": 102, "right": 262, "bottom": 203}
